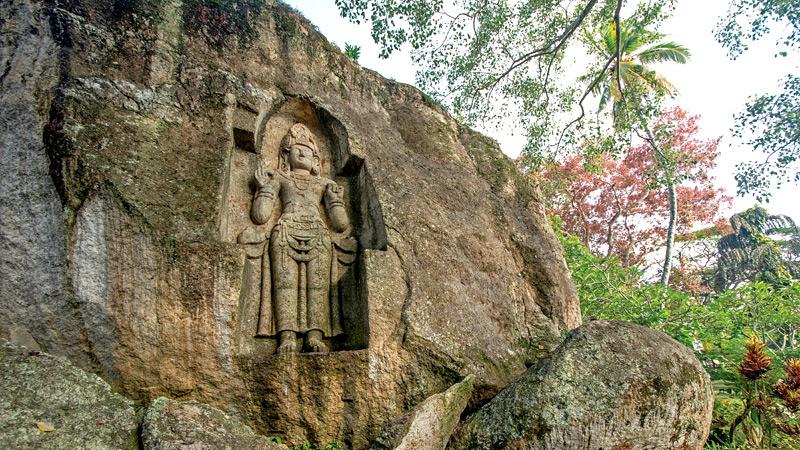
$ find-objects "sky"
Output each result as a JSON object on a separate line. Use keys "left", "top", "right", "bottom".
{"left": 285, "top": 0, "right": 799, "bottom": 223}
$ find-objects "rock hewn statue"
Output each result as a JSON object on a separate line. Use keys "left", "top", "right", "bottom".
{"left": 248, "top": 123, "right": 351, "bottom": 354}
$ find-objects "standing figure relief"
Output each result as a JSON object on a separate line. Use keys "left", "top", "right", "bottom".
{"left": 241, "top": 123, "right": 355, "bottom": 354}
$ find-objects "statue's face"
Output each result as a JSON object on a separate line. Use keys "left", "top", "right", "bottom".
{"left": 287, "top": 144, "right": 315, "bottom": 172}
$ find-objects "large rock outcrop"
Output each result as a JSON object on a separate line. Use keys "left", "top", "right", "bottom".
{"left": 0, "top": 0, "right": 580, "bottom": 447}
{"left": 142, "top": 397, "right": 288, "bottom": 450}
{"left": 451, "top": 321, "right": 714, "bottom": 449}
{"left": 0, "top": 340, "right": 139, "bottom": 449}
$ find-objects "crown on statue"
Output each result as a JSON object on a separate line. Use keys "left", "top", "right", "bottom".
{"left": 281, "top": 123, "right": 318, "bottom": 152}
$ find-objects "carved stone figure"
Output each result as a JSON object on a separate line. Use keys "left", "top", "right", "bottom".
{"left": 244, "top": 123, "right": 353, "bottom": 354}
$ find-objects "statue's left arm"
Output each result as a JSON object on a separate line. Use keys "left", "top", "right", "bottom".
{"left": 324, "top": 181, "right": 349, "bottom": 233}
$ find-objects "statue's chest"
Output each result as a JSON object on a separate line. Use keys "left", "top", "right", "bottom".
{"left": 280, "top": 177, "right": 324, "bottom": 206}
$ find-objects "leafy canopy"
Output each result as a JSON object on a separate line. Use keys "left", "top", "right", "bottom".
{"left": 334, "top": 0, "right": 677, "bottom": 163}
{"left": 541, "top": 108, "right": 729, "bottom": 268}
{"left": 714, "top": 206, "right": 800, "bottom": 291}
{"left": 715, "top": 0, "right": 800, "bottom": 202}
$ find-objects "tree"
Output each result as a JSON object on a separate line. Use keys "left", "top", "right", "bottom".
{"left": 334, "top": 0, "right": 676, "bottom": 156}
{"left": 582, "top": 21, "right": 690, "bottom": 284}
{"left": 714, "top": 206, "right": 800, "bottom": 291}
{"left": 540, "top": 108, "right": 729, "bottom": 271}
{"left": 335, "top": 1, "right": 688, "bottom": 281}
{"left": 716, "top": 0, "right": 800, "bottom": 202}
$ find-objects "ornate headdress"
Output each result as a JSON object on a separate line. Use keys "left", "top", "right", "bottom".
{"left": 279, "top": 123, "right": 321, "bottom": 175}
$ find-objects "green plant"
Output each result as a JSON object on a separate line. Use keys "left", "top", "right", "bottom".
{"left": 714, "top": 206, "right": 800, "bottom": 291}
{"left": 718, "top": 336, "right": 800, "bottom": 447}
{"left": 555, "top": 216, "right": 800, "bottom": 447}
{"left": 344, "top": 43, "right": 361, "bottom": 62}
{"left": 716, "top": 0, "right": 800, "bottom": 202}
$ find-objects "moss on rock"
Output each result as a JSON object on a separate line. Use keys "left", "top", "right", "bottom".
{"left": 0, "top": 340, "right": 139, "bottom": 450}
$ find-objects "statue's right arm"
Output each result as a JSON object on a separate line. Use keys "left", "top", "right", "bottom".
{"left": 251, "top": 165, "right": 279, "bottom": 225}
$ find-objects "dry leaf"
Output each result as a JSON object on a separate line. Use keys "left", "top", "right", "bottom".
{"left": 35, "top": 421, "right": 54, "bottom": 432}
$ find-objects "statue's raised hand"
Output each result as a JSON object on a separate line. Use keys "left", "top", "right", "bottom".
{"left": 325, "top": 182, "right": 344, "bottom": 201}
{"left": 254, "top": 162, "right": 274, "bottom": 188}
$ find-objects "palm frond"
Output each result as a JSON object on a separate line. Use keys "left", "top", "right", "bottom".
{"left": 598, "top": 84, "right": 610, "bottom": 111}
{"left": 620, "top": 26, "right": 646, "bottom": 55}
{"left": 637, "top": 42, "right": 691, "bottom": 64}
{"left": 652, "top": 74, "right": 678, "bottom": 95}
{"left": 602, "top": 22, "right": 617, "bottom": 54}
{"left": 764, "top": 214, "right": 798, "bottom": 235}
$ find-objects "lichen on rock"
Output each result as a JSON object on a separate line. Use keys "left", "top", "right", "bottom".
{"left": 141, "top": 397, "right": 287, "bottom": 450}
{"left": 450, "top": 321, "right": 714, "bottom": 450}
{"left": 0, "top": 340, "right": 139, "bottom": 450}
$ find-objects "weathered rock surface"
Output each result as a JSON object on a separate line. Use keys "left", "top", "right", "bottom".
{"left": 451, "top": 320, "right": 713, "bottom": 450}
{"left": 0, "top": 340, "right": 139, "bottom": 449}
{"left": 142, "top": 397, "right": 287, "bottom": 450}
{"left": 373, "top": 375, "right": 474, "bottom": 450}
{"left": 0, "top": 0, "right": 92, "bottom": 367}
{"left": 0, "top": 0, "right": 581, "bottom": 447}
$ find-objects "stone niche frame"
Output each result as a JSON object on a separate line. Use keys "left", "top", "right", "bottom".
{"left": 221, "top": 94, "right": 386, "bottom": 356}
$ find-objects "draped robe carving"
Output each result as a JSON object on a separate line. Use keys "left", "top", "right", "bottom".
{"left": 238, "top": 123, "right": 355, "bottom": 353}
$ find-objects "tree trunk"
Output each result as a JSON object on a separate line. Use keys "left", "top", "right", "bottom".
{"left": 605, "top": 211, "right": 620, "bottom": 258}
{"left": 661, "top": 181, "right": 677, "bottom": 285}
{"left": 635, "top": 106, "right": 677, "bottom": 285}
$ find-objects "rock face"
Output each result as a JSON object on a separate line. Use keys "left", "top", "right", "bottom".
{"left": 0, "top": 340, "right": 139, "bottom": 449}
{"left": 451, "top": 321, "right": 714, "bottom": 450}
{"left": 142, "top": 397, "right": 287, "bottom": 450}
{"left": 0, "top": 0, "right": 580, "bottom": 448}
{"left": 374, "top": 375, "right": 474, "bottom": 450}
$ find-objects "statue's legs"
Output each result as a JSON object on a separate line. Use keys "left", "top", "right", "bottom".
{"left": 272, "top": 245, "right": 300, "bottom": 354}
{"left": 305, "top": 252, "right": 332, "bottom": 352}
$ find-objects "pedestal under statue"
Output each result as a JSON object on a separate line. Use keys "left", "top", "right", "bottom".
{"left": 244, "top": 123, "right": 353, "bottom": 354}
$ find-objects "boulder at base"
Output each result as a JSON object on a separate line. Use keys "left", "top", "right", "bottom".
{"left": 374, "top": 374, "right": 474, "bottom": 450}
{"left": 0, "top": 340, "right": 139, "bottom": 450}
{"left": 141, "top": 397, "right": 287, "bottom": 450}
{"left": 451, "top": 321, "right": 713, "bottom": 450}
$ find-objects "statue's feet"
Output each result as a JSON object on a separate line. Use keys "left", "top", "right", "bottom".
{"left": 305, "top": 330, "right": 327, "bottom": 353}
{"left": 276, "top": 331, "right": 298, "bottom": 355}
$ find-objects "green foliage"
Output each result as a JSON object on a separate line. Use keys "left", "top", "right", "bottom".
{"left": 583, "top": 20, "right": 689, "bottom": 135}
{"left": 715, "top": 0, "right": 799, "bottom": 60}
{"left": 714, "top": 206, "right": 800, "bottom": 291}
{"left": 555, "top": 216, "right": 703, "bottom": 345}
{"left": 712, "top": 397, "right": 746, "bottom": 429}
{"left": 716, "top": 0, "right": 800, "bottom": 202}
{"left": 554, "top": 217, "right": 800, "bottom": 447}
{"left": 334, "top": 0, "right": 677, "bottom": 163}
{"left": 733, "top": 75, "right": 800, "bottom": 202}
{"left": 344, "top": 43, "right": 361, "bottom": 62}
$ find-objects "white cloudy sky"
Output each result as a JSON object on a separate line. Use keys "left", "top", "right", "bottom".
{"left": 285, "top": 0, "right": 799, "bottom": 223}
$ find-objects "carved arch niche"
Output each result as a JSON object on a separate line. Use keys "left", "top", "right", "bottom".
{"left": 222, "top": 96, "right": 385, "bottom": 354}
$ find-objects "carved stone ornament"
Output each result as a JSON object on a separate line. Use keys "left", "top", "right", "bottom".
{"left": 238, "top": 123, "right": 355, "bottom": 354}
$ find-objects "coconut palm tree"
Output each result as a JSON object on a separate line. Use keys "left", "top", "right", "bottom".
{"left": 585, "top": 21, "right": 690, "bottom": 285}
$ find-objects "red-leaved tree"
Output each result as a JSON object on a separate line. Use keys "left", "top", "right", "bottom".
{"left": 539, "top": 108, "right": 731, "bottom": 271}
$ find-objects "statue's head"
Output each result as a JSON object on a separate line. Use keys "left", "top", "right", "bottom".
{"left": 279, "top": 123, "right": 320, "bottom": 175}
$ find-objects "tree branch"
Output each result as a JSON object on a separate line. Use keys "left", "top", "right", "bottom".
{"left": 473, "top": 0, "right": 600, "bottom": 93}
